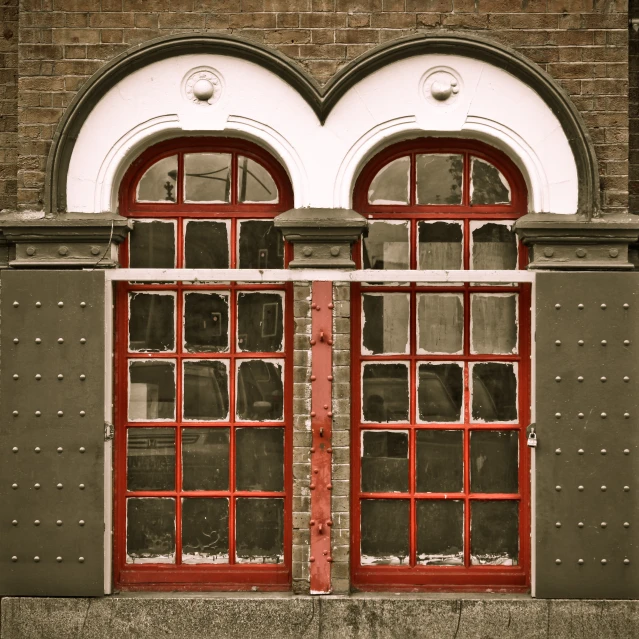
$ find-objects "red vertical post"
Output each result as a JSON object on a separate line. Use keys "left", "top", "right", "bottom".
{"left": 309, "top": 281, "right": 333, "bottom": 594}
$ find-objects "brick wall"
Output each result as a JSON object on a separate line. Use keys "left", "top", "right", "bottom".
{"left": 630, "top": 0, "right": 638, "bottom": 214}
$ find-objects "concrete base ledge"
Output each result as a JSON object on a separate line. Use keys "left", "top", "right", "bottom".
{"left": 2, "top": 595, "right": 639, "bottom": 639}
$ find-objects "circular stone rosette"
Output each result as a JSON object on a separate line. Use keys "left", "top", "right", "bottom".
{"left": 421, "top": 67, "right": 463, "bottom": 108}
{"left": 183, "top": 67, "right": 223, "bottom": 106}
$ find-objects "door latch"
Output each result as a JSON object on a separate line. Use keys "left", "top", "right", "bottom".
{"left": 104, "top": 421, "right": 114, "bottom": 441}
{"left": 526, "top": 423, "right": 537, "bottom": 448}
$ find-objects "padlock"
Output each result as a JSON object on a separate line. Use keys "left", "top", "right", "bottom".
{"left": 527, "top": 430, "right": 537, "bottom": 448}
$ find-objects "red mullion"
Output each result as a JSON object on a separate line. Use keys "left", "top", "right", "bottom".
{"left": 126, "top": 490, "right": 285, "bottom": 499}
{"left": 229, "top": 282, "right": 237, "bottom": 566}
{"left": 126, "top": 207, "right": 281, "bottom": 218}
{"left": 408, "top": 217, "right": 417, "bottom": 568}
{"left": 462, "top": 255, "right": 471, "bottom": 568}
{"left": 175, "top": 280, "right": 184, "bottom": 566}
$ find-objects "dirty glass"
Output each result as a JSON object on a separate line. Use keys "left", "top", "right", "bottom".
{"left": 360, "top": 499, "right": 409, "bottom": 565}
{"left": 236, "top": 498, "right": 284, "bottom": 563}
{"left": 238, "top": 220, "right": 284, "bottom": 269}
{"left": 470, "top": 430, "right": 519, "bottom": 494}
{"left": 362, "top": 293, "right": 410, "bottom": 354}
{"left": 236, "top": 360, "right": 284, "bottom": 421}
{"left": 417, "top": 363, "right": 463, "bottom": 422}
{"left": 184, "top": 153, "right": 232, "bottom": 203}
{"left": 471, "top": 294, "right": 517, "bottom": 354}
{"left": 128, "top": 292, "right": 175, "bottom": 352}
{"left": 470, "top": 157, "right": 511, "bottom": 205}
{"left": 471, "top": 222, "right": 517, "bottom": 270}
{"left": 362, "top": 221, "right": 409, "bottom": 270}
{"left": 416, "top": 430, "right": 463, "bottom": 492}
{"left": 236, "top": 428, "right": 284, "bottom": 492}
{"left": 471, "top": 363, "right": 517, "bottom": 422}
{"left": 183, "top": 360, "right": 229, "bottom": 421}
{"left": 184, "top": 220, "right": 229, "bottom": 269}
{"left": 238, "top": 156, "right": 279, "bottom": 203}
{"left": 416, "top": 154, "right": 463, "bottom": 205}
{"left": 237, "top": 292, "right": 284, "bottom": 352}
{"left": 182, "top": 498, "right": 229, "bottom": 564}
{"left": 129, "top": 220, "right": 176, "bottom": 268}
{"left": 362, "top": 363, "right": 409, "bottom": 422}
{"left": 416, "top": 500, "right": 464, "bottom": 565}
{"left": 127, "top": 428, "right": 175, "bottom": 491}
{"left": 126, "top": 498, "right": 175, "bottom": 563}
{"left": 137, "top": 155, "right": 178, "bottom": 202}
{"left": 470, "top": 500, "right": 519, "bottom": 565}
{"left": 128, "top": 360, "right": 176, "bottom": 421}
{"left": 182, "top": 428, "right": 229, "bottom": 491}
{"left": 368, "top": 156, "right": 410, "bottom": 205}
{"left": 417, "top": 294, "right": 463, "bottom": 354}
{"left": 361, "top": 430, "right": 409, "bottom": 493}
{"left": 183, "top": 292, "right": 229, "bottom": 353}
{"left": 418, "top": 221, "right": 463, "bottom": 270}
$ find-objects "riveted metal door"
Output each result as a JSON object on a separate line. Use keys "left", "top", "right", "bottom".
{"left": 535, "top": 272, "right": 639, "bottom": 598}
{"left": 0, "top": 270, "right": 105, "bottom": 595}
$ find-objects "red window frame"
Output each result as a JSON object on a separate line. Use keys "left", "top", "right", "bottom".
{"left": 351, "top": 138, "right": 531, "bottom": 592}
{"left": 114, "top": 138, "right": 294, "bottom": 591}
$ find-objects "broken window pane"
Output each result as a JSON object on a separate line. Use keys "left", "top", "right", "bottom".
{"left": 360, "top": 499, "right": 409, "bottom": 565}
{"left": 416, "top": 430, "right": 463, "bottom": 492}
{"left": 417, "top": 294, "right": 463, "bottom": 354}
{"left": 416, "top": 500, "right": 464, "bottom": 565}
{"left": 236, "top": 428, "right": 284, "bottom": 492}
{"left": 471, "top": 157, "right": 511, "bottom": 205}
{"left": 363, "top": 221, "right": 409, "bottom": 270}
{"left": 471, "top": 500, "right": 519, "bottom": 565}
{"left": 237, "top": 292, "right": 284, "bottom": 352}
{"left": 362, "top": 293, "right": 409, "bottom": 354}
{"left": 184, "top": 153, "right": 232, "bottom": 203}
{"left": 471, "top": 222, "right": 517, "bottom": 270}
{"left": 471, "top": 363, "right": 517, "bottom": 422}
{"left": 361, "top": 430, "right": 409, "bottom": 493}
{"left": 368, "top": 156, "right": 410, "bottom": 205}
{"left": 362, "top": 363, "right": 409, "bottom": 422}
{"left": 183, "top": 292, "right": 229, "bottom": 353}
{"left": 418, "top": 221, "right": 463, "bottom": 270}
{"left": 182, "top": 428, "right": 229, "bottom": 491}
{"left": 238, "top": 220, "right": 284, "bottom": 269}
{"left": 184, "top": 220, "right": 230, "bottom": 269}
{"left": 126, "top": 498, "right": 175, "bottom": 564}
{"left": 137, "top": 155, "right": 177, "bottom": 202}
{"left": 183, "top": 360, "right": 229, "bottom": 421}
{"left": 127, "top": 428, "right": 175, "bottom": 491}
{"left": 128, "top": 292, "right": 175, "bottom": 352}
{"left": 471, "top": 294, "right": 518, "bottom": 354}
{"left": 416, "top": 154, "right": 463, "bottom": 205}
{"left": 417, "top": 363, "right": 463, "bottom": 422}
{"left": 236, "top": 360, "right": 284, "bottom": 421}
{"left": 238, "top": 156, "right": 279, "bottom": 203}
{"left": 129, "top": 360, "right": 176, "bottom": 421}
{"left": 470, "top": 430, "right": 519, "bottom": 494}
{"left": 182, "top": 498, "right": 229, "bottom": 564}
{"left": 236, "top": 498, "right": 284, "bottom": 563}
{"left": 129, "top": 220, "right": 176, "bottom": 268}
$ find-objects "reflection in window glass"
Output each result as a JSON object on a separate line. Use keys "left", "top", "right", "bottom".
{"left": 237, "top": 292, "right": 284, "bottom": 353}
{"left": 362, "top": 293, "right": 409, "bottom": 354}
{"left": 362, "top": 363, "right": 409, "bottom": 422}
{"left": 416, "top": 500, "right": 464, "bottom": 565}
{"left": 471, "top": 500, "right": 519, "bottom": 565}
{"left": 471, "top": 157, "right": 511, "bottom": 205}
{"left": 183, "top": 292, "right": 229, "bottom": 353}
{"left": 184, "top": 220, "right": 229, "bottom": 269}
{"left": 417, "top": 294, "right": 463, "bottom": 354}
{"left": 361, "top": 430, "right": 409, "bottom": 493}
{"left": 183, "top": 360, "right": 229, "bottom": 421}
{"left": 470, "top": 430, "right": 519, "bottom": 494}
{"left": 182, "top": 428, "right": 229, "bottom": 491}
{"left": 471, "top": 294, "right": 518, "bottom": 354}
{"left": 128, "top": 292, "right": 175, "bottom": 352}
{"left": 127, "top": 428, "right": 175, "bottom": 491}
{"left": 238, "top": 220, "right": 284, "bottom": 269}
{"left": 236, "top": 498, "right": 284, "bottom": 563}
{"left": 236, "top": 428, "right": 284, "bottom": 492}
{"left": 471, "top": 222, "right": 517, "bottom": 270}
{"left": 182, "top": 498, "right": 229, "bottom": 564}
{"left": 416, "top": 154, "right": 463, "bottom": 205}
{"left": 137, "top": 155, "right": 177, "bottom": 202}
{"left": 417, "top": 363, "right": 463, "bottom": 422}
{"left": 363, "top": 221, "right": 409, "bottom": 270}
{"left": 129, "top": 360, "right": 176, "bottom": 421}
{"left": 236, "top": 360, "right": 284, "bottom": 421}
{"left": 184, "top": 153, "right": 232, "bottom": 203}
{"left": 238, "top": 156, "right": 279, "bottom": 203}
{"left": 368, "top": 156, "right": 410, "bottom": 205}
{"left": 361, "top": 499, "right": 409, "bottom": 565}
{"left": 418, "top": 221, "right": 463, "bottom": 270}
{"left": 129, "top": 220, "right": 176, "bottom": 268}
{"left": 126, "top": 498, "right": 175, "bottom": 564}
{"left": 416, "top": 430, "right": 463, "bottom": 492}
{"left": 471, "top": 362, "right": 517, "bottom": 422}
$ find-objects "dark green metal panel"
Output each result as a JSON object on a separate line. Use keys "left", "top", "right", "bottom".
{"left": 0, "top": 270, "right": 105, "bottom": 595}
{"left": 536, "top": 272, "right": 639, "bottom": 598}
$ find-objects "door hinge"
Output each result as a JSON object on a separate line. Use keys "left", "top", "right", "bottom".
{"left": 104, "top": 421, "right": 114, "bottom": 441}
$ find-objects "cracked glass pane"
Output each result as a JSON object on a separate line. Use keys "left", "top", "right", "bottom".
{"left": 182, "top": 498, "right": 229, "bottom": 564}
{"left": 238, "top": 156, "right": 279, "bottom": 203}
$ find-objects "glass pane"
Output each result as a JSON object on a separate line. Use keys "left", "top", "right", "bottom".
{"left": 471, "top": 500, "right": 519, "bottom": 565}
{"left": 182, "top": 428, "right": 229, "bottom": 491}
{"left": 136, "top": 155, "right": 177, "bottom": 202}
{"left": 129, "top": 220, "right": 176, "bottom": 268}
{"left": 129, "top": 361, "right": 175, "bottom": 421}
{"left": 126, "top": 498, "right": 175, "bottom": 564}
{"left": 184, "top": 153, "right": 232, "bottom": 203}
{"left": 416, "top": 500, "right": 464, "bottom": 565}
{"left": 184, "top": 220, "right": 229, "bottom": 269}
{"left": 470, "top": 430, "right": 519, "bottom": 493}
{"left": 127, "top": 428, "right": 175, "bottom": 491}
{"left": 238, "top": 220, "right": 284, "bottom": 269}
{"left": 128, "top": 292, "right": 175, "bottom": 352}
{"left": 471, "top": 294, "right": 518, "bottom": 354}
{"left": 360, "top": 499, "right": 409, "bottom": 565}
{"left": 417, "top": 294, "right": 463, "bottom": 354}
{"left": 418, "top": 363, "right": 463, "bottom": 422}
{"left": 416, "top": 430, "right": 463, "bottom": 492}
{"left": 184, "top": 292, "right": 229, "bottom": 353}
{"left": 418, "top": 221, "right": 463, "bottom": 270}
{"left": 182, "top": 498, "right": 229, "bottom": 564}
{"left": 471, "top": 222, "right": 517, "bottom": 270}
{"left": 183, "top": 360, "right": 229, "bottom": 421}
{"left": 236, "top": 498, "right": 284, "bottom": 563}
{"left": 236, "top": 360, "right": 284, "bottom": 421}
{"left": 368, "top": 156, "right": 410, "bottom": 205}
{"left": 236, "top": 428, "right": 284, "bottom": 492}
{"left": 362, "top": 363, "right": 409, "bottom": 422}
{"left": 472, "top": 363, "right": 517, "bottom": 422}
{"left": 471, "top": 157, "right": 511, "bottom": 205}
{"left": 237, "top": 292, "right": 284, "bottom": 352}
{"left": 416, "top": 154, "right": 463, "bottom": 205}
{"left": 361, "top": 430, "right": 408, "bottom": 493}
{"left": 238, "top": 156, "right": 278, "bottom": 203}
{"left": 363, "top": 221, "right": 409, "bottom": 270}
{"left": 362, "top": 293, "right": 409, "bottom": 354}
